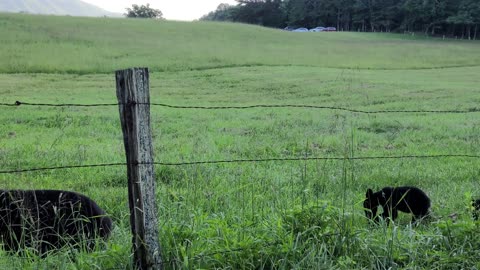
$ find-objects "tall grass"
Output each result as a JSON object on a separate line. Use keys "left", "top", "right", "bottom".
{"left": 0, "top": 13, "right": 479, "bottom": 269}
{"left": 1, "top": 13, "right": 480, "bottom": 74}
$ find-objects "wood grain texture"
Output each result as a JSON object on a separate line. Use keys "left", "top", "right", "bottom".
{"left": 116, "top": 67, "right": 162, "bottom": 270}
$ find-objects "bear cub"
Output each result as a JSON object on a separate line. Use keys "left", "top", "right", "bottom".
{"left": 0, "top": 189, "right": 112, "bottom": 255}
{"left": 364, "top": 186, "right": 430, "bottom": 224}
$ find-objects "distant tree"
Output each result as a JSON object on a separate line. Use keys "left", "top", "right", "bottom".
{"left": 201, "top": 1, "right": 286, "bottom": 28}
{"left": 232, "top": 0, "right": 286, "bottom": 27}
{"left": 372, "top": 0, "right": 401, "bottom": 32}
{"left": 200, "top": 3, "right": 237, "bottom": 21}
{"left": 259, "top": 0, "right": 287, "bottom": 28}
{"left": 233, "top": 0, "right": 266, "bottom": 25}
{"left": 125, "top": 3, "right": 163, "bottom": 19}
{"left": 285, "top": 0, "right": 323, "bottom": 28}
{"left": 447, "top": 0, "right": 480, "bottom": 39}
{"left": 421, "top": 0, "right": 449, "bottom": 35}
{"left": 401, "top": 0, "right": 425, "bottom": 32}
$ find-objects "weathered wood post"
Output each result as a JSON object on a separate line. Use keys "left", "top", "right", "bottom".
{"left": 116, "top": 67, "right": 162, "bottom": 270}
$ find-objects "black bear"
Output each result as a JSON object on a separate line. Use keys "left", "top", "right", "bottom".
{"left": 0, "top": 190, "right": 112, "bottom": 255}
{"left": 473, "top": 199, "right": 480, "bottom": 220}
{"left": 363, "top": 186, "right": 430, "bottom": 224}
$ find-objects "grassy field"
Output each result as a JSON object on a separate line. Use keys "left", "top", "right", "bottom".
{"left": 2, "top": 13, "right": 480, "bottom": 73}
{"left": 0, "top": 13, "right": 480, "bottom": 269}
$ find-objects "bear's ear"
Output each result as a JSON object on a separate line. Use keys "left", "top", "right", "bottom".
{"left": 366, "top": 188, "right": 373, "bottom": 199}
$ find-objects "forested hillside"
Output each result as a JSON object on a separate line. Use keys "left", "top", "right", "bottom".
{"left": 202, "top": 0, "right": 480, "bottom": 39}
{"left": 0, "top": 0, "right": 119, "bottom": 17}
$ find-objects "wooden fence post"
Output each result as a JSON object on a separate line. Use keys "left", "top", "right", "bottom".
{"left": 116, "top": 67, "right": 162, "bottom": 270}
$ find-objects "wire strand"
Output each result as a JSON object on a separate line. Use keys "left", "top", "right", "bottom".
{"left": 0, "top": 163, "right": 126, "bottom": 174}
{"left": 151, "top": 103, "right": 480, "bottom": 114}
{"left": 5, "top": 101, "right": 119, "bottom": 107}
{"left": 1, "top": 154, "right": 478, "bottom": 174}
{"left": 1, "top": 101, "right": 478, "bottom": 114}
{"left": 152, "top": 154, "right": 480, "bottom": 166}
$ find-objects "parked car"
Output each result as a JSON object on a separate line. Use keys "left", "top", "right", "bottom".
{"left": 292, "top": 27, "right": 309, "bottom": 32}
{"left": 283, "top": 26, "right": 295, "bottom": 31}
{"left": 325, "top": 27, "right": 337, "bottom": 31}
{"left": 310, "top": 27, "right": 326, "bottom": 32}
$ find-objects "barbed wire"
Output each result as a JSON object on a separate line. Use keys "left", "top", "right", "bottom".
{"left": 150, "top": 103, "right": 480, "bottom": 114}
{"left": 1, "top": 154, "right": 478, "bottom": 175}
{"left": 152, "top": 154, "right": 480, "bottom": 166}
{"left": 1, "top": 101, "right": 479, "bottom": 114}
{"left": 0, "top": 163, "right": 126, "bottom": 174}
{"left": 0, "top": 101, "right": 118, "bottom": 107}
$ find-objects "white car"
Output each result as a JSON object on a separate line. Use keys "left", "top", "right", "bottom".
{"left": 292, "top": 27, "right": 309, "bottom": 32}
{"left": 310, "top": 27, "right": 326, "bottom": 32}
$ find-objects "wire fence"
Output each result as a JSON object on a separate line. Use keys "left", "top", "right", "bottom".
{"left": 1, "top": 100, "right": 479, "bottom": 175}
{"left": 1, "top": 98, "right": 479, "bottom": 267}
{"left": 2, "top": 99, "right": 479, "bottom": 175}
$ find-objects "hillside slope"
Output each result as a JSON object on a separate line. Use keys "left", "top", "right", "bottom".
{"left": 0, "top": 0, "right": 119, "bottom": 17}
{"left": 0, "top": 13, "right": 479, "bottom": 74}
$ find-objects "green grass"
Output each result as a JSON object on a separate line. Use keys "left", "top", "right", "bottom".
{"left": 0, "top": 13, "right": 480, "bottom": 269}
{"left": 1, "top": 13, "right": 480, "bottom": 74}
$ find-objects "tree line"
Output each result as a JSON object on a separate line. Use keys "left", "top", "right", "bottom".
{"left": 200, "top": 0, "right": 480, "bottom": 39}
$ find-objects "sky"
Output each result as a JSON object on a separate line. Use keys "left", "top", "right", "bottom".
{"left": 82, "top": 0, "right": 238, "bottom": 21}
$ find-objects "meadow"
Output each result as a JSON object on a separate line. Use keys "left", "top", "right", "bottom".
{"left": 0, "top": 13, "right": 480, "bottom": 269}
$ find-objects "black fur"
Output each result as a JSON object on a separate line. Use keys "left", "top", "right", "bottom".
{"left": 473, "top": 199, "right": 480, "bottom": 220}
{"left": 0, "top": 190, "right": 112, "bottom": 254}
{"left": 363, "top": 186, "right": 430, "bottom": 224}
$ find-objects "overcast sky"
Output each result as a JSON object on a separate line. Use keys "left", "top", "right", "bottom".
{"left": 82, "top": 0, "right": 238, "bottom": 21}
